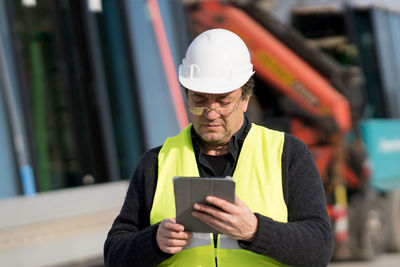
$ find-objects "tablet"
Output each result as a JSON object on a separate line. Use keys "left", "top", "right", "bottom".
{"left": 173, "top": 176, "right": 235, "bottom": 233}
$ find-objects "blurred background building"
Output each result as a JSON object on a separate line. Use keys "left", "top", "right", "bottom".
{"left": 1, "top": 0, "right": 400, "bottom": 266}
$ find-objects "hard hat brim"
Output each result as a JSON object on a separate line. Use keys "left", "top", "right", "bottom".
{"left": 179, "top": 72, "right": 254, "bottom": 94}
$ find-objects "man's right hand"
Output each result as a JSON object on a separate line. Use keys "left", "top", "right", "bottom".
{"left": 156, "top": 218, "right": 193, "bottom": 254}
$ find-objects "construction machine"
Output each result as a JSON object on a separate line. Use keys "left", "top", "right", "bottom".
{"left": 292, "top": 4, "right": 400, "bottom": 259}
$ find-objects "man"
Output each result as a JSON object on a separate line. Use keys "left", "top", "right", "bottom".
{"left": 104, "top": 29, "right": 333, "bottom": 266}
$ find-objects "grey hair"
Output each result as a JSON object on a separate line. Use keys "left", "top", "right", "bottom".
{"left": 241, "top": 75, "right": 254, "bottom": 99}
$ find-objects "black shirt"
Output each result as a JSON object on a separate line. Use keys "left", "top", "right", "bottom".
{"left": 191, "top": 117, "right": 250, "bottom": 178}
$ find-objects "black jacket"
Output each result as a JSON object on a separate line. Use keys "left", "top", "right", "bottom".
{"left": 104, "top": 122, "right": 333, "bottom": 267}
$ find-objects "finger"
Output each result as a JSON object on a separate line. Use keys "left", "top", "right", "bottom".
{"left": 161, "top": 219, "right": 185, "bottom": 232}
{"left": 193, "top": 203, "right": 232, "bottom": 222}
{"left": 204, "top": 196, "right": 237, "bottom": 213}
{"left": 165, "top": 237, "right": 192, "bottom": 247}
{"left": 192, "top": 210, "right": 233, "bottom": 229}
{"left": 158, "top": 232, "right": 192, "bottom": 253}
{"left": 192, "top": 211, "right": 234, "bottom": 233}
{"left": 162, "top": 246, "right": 184, "bottom": 254}
{"left": 161, "top": 218, "right": 177, "bottom": 224}
{"left": 167, "top": 230, "right": 193, "bottom": 240}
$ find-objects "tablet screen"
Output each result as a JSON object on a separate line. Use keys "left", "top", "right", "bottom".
{"left": 173, "top": 176, "right": 235, "bottom": 233}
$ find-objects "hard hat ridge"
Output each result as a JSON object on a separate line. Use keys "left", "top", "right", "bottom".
{"left": 179, "top": 28, "right": 254, "bottom": 94}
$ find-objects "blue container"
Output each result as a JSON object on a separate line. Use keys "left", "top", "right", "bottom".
{"left": 360, "top": 119, "right": 400, "bottom": 191}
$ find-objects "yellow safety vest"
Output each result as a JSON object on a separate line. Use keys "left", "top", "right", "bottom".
{"left": 150, "top": 123, "right": 289, "bottom": 266}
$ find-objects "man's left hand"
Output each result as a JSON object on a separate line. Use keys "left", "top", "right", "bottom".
{"left": 192, "top": 196, "right": 258, "bottom": 242}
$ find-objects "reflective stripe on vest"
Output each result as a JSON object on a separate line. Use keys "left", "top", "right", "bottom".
{"left": 151, "top": 123, "right": 289, "bottom": 266}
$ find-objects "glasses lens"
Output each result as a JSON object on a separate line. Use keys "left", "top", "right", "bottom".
{"left": 218, "top": 107, "right": 233, "bottom": 116}
{"left": 188, "top": 97, "right": 241, "bottom": 116}
{"left": 188, "top": 107, "right": 205, "bottom": 115}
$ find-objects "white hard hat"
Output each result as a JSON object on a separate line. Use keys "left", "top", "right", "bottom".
{"left": 179, "top": 28, "right": 254, "bottom": 94}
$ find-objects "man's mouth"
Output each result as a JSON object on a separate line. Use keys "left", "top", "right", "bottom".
{"left": 202, "top": 124, "right": 221, "bottom": 129}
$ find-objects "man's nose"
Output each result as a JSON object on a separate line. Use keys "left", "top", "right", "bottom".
{"left": 203, "top": 102, "right": 220, "bottom": 119}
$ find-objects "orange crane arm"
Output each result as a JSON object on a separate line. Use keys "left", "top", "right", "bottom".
{"left": 189, "top": 3, "right": 351, "bottom": 134}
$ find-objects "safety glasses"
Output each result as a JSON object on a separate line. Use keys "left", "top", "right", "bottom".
{"left": 188, "top": 96, "right": 242, "bottom": 117}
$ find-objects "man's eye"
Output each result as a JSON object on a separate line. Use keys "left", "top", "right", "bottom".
{"left": 220, "top": 102, "right": 231, "bottom": 106}
{"left": 193, "top": 100, "right": 206, "bottom": 105}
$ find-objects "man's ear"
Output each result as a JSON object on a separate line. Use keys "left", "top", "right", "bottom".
{"left": 242, "top": 96, "right": 251, "bottom": 112}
